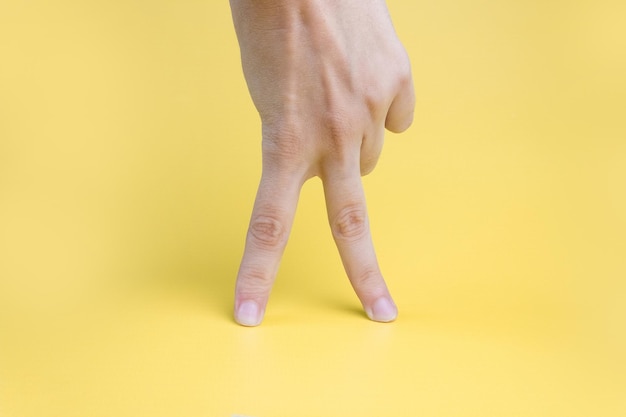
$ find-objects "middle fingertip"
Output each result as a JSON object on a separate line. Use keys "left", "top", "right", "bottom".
{"left": 366, "top": 297, "right": 398, "bottom": 323}
{"left": 235, "top": 300, "right": 263, "bottom": 327}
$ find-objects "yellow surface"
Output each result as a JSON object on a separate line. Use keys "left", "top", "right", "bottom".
{"left": 1, "top": 1, "right": 625, "bottom": 416}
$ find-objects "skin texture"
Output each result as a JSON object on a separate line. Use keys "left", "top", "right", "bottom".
{"left": 230, "top": 0, "right": 415, "bottom": 326}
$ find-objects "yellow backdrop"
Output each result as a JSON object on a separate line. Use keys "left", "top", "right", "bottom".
{"left": 1, "top": 1, "right": 624, "bottom": 416}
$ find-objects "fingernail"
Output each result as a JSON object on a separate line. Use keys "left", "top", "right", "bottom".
{"left": 367, "top": 297, "right": 397, "bottom": 322}
{"left": 236, "top": 300, "right": 262, "bottom": 327}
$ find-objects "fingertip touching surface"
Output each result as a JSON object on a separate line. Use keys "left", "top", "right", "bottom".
{"left": 365, "top": 296, "right": 398, "bottom": 322}
{"left": 235, "top": 300, "right": 263, "bottom": 327}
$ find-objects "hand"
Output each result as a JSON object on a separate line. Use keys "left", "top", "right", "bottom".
{"left": 230, "top": 0, "right": 415, "bottom": 326}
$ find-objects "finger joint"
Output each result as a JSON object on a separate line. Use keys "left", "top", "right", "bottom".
{"left": 331, "top": 204, "right": 368, "bottom": 242}
{"left": 249, "top": 214, "right": 287, "bottom": 250}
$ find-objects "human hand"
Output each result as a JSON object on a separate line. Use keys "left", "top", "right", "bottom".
{"left": 230, "top": 0, "right": 415, "bottom": 326}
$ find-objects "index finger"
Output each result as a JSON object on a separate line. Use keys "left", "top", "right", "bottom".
{"left": 234, "top": 166, "right": 302, "bottom": 326}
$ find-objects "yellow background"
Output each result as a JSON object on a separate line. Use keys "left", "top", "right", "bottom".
{"left": 1, "top": 1, "right": 625, "bottom": 416}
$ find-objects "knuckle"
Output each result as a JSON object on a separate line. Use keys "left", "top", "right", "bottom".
{"left": 390, "top": 49, "right": 412, "bottom": 89}
{"left": 396, "top": 48, "right": 412, "bottom": 73}
{"left": 353, "top": 268, "right": 384, "bottom": 292}
{"left": 331, "top": 204, "right": 368, "bottom": 241}
{"left": 324, "top": 111, "right": 356, "bottom": 147}
{"left": 262, "top": 122, "right": 303, "bottom": 165}
{"left": 363, "top": 84, "right": 386, "bottom": 118}
{"left": 321, "top": 111, "right": 360, "bottom": 166}
{"left": 238, "top": 266, "right": 273, "bottom": 295}
{"left": 249, "top": 213, "right": 287, "bottom": 249}
{"left": 397, "top": 61, "right": 413, "bottom": 91}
